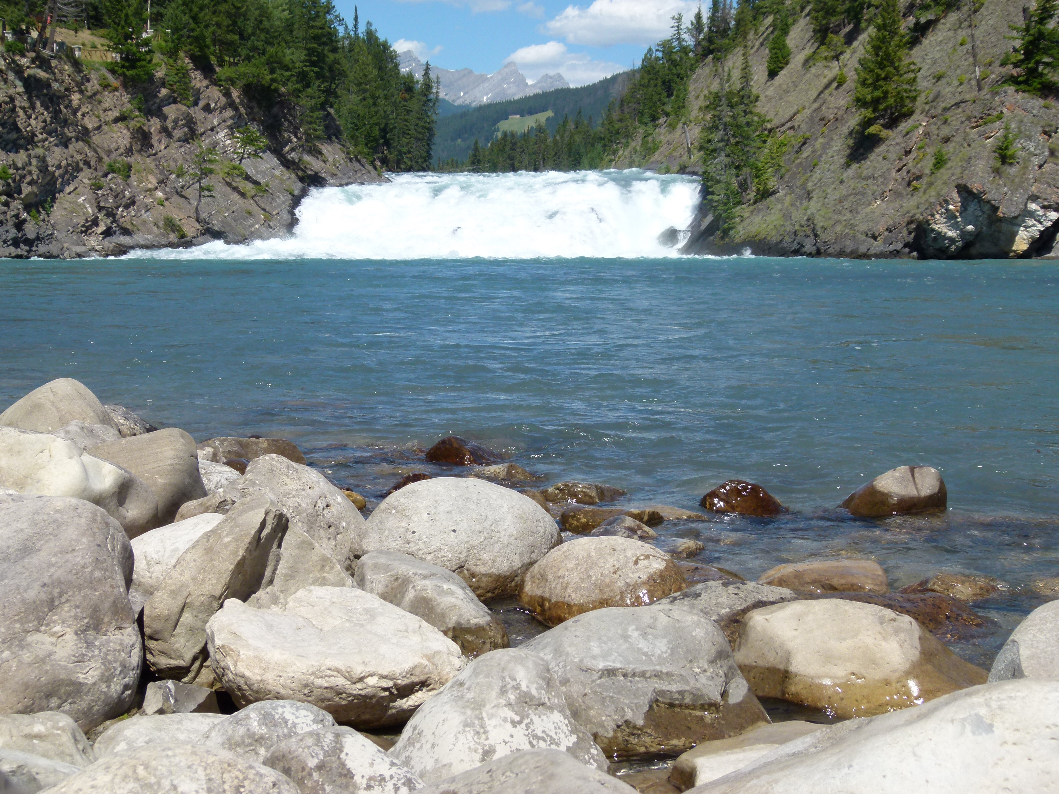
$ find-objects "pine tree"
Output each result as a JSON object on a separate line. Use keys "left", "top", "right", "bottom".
{"left": 767, "top": 28, "right": 791, "bottom": 77}
{"left": 103, "top": 0, "right": 154, "bottom": 84}
{"left": 853, "top": 0, "right": 920, "bottom": 127}
{"left": 1003, "top": 0, "right": 1059, "bottom": 94}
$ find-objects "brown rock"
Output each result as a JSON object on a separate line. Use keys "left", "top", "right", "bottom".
{"left": 470, "top": 463, "right": 539, "bottom": 483}
{"left": 900, "top": 572, "right": 1006, "bottom": 603}
{"left": 224, "top": 458, "right": 248, "bottom": 475}
{"left": 669, "top": 539, "right": 706, "bottom": 559}
{"left": 540, "top": 481, "right": 626, "bottom": 505}
{"left": 758, "top": 558, "right": 889, "bottom": 594}
{"left": 559, "top": 506, "right": 663, "bottom": 534}
{"left": 700, "top": 480, "right": 786, "bottom": 518}
{"left": 519, "top": 489, "right": 551, "bottom": 512}
{"left": 677, "top": 563, "right": 743, "bottom": 586}
{"left": 623, "top": 509, "right": 665, "bottom": 527}
{"left": 1032, "top": 577, "right": 1059, "bottom": 597}
{"left": 385, "top": 473, "right": 432, "bottom": 496}
{"left": 518, "top": 537, "right": 688, "bottom": 626}
{"left": 819, "top": 591, "right": 992, "bottom": 642}
{"left": 197, "top": 437, "right": 306, "bottom": 466}
{"left": 424, "top": 437, "right": 501, "bottom": 466}
{"left": 841, "top": 465, "right": 947, "bottom": 517}
{"left": 341, "top": 490, "right": 367, "bottom": 510}
{"left": 637, "top": 505, "right": 708, "bottom": 521}
{"left": 590, "top": 515, "right": 658, "bottom": 540}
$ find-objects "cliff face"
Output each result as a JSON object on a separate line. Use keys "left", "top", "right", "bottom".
{"left": 615, "top": 0, "right": 1059, "bottom": 259}
{"left": 0, "top": 51, "right": 382, "bottom": 259}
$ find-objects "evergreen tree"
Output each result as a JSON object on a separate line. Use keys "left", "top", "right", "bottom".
{"left": 767, "top": 27, "right": 791, "bottom": 76}
{"left": 853, "top": 0, "right": 920, "bottom": 127}
{"left": 103, "top": 0, "right": 154, "bottom": 83}
{"left": 1003, "top": 0, "right": 1059, "bottom": 94}
{"left": 689, "top": 5, "right": 707, "bottom": 58}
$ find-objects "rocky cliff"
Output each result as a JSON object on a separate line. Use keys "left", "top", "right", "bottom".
{"left": 616, "top": 0, "right": 1059, "bottom": 259}
{"left": 0, "top": 50, "right": 382, "bottom": 259}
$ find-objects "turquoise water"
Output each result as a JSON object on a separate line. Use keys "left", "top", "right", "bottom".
{"left": 2, "top": 254, "right": 1058, "bottom": 664}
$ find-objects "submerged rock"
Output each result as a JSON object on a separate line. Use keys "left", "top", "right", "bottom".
{"left": 989, "top": 599, "right": 1059, "bottom": 682}
{"left": 425, "top": 436, "right": 502, "bottom": 466}
{"left": 518, "top": 537, "right": 687, "bottom": 626}
{"left": 734, "top": 599, "right": 987, "bottom": 719}
{"left": 471, "top": 463, "right": 539, "bottom": 483}
{"left": 540, "top": 481, "right": 626, "bottom": 505}
{"left": 389, "top": 649, "right": 606, "bottom": 783}
{"left": 757, "top": 559, "right": 889, "bottom": 594}
{"left": 900, "top": 572, "right": 1006, "bottom": 603}
{"left": 590, "top": 514, "right": 658, "bottom": 539}
{"left": 0, "top": 378, "right": 119, "bottom": 435}
{"left": 700, "top": 481, "right": 786, "bottom": 518}
{"left": 197, "top": 437, "right": 306, "bottom": 466}
{"left": 841, "top": 465, "right": 947, "bottom": 517}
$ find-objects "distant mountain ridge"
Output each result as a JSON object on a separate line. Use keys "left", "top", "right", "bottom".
{"left": 399, "top": 51, "right": 568, "bottom": 107}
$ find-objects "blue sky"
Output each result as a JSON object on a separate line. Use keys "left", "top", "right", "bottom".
{"left": 331, "top": 0, "right": 703, "bottom": 86}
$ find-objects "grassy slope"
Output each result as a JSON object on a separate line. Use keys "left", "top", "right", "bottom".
{"left": 496, "top": 110, "right": 555, "bottom": 135}
{"left": 614, "top": 0, "right": 1059, "bottom": 257}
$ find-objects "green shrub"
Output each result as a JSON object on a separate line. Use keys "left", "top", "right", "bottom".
{"left": 4, "top": 40, "right": 25, "bottom": 55}
{"left": 106, "top": 159, "right": 132, "bottom": 180}
{"left": 836, "top": 70, "right": 848, "bottom": 86}
{"left": 161, "top": 215, "right": 187, "bottom": 239}
{"left": 0, "top": 165, "right": 11, "bottom": 181}
{"left": 931, "top": 147, "right": 948, "bottom": 172}
{"left": 995, "top": 123, "right": 1020, "bottom": 166}
{"left": 90, "top": 179, "right": 105, "bottom": 190}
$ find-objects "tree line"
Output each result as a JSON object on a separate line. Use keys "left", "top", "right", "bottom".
{"left": 0, "top": 0, "right": 439, "bottom": 171}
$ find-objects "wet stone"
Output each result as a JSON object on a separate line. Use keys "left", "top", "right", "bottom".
{"left": 385, "top": 473, "right": 432, "bottom": 496}
{"left": 816, "top": 591, "right": 994, "bottom": 643}
{"left": 425, "top": 436, "right": 502, "bottom": 466}
{"left": 900, "top": 572, "right": 1006, "bottom": 603}
{"left": 758, "top": 558, "right": 889, "bottom": 594}
{"left": 841, "top": 465, "right": 947, "bottom": 518}
{"left": 700, "top": 480, "right": 786, "bottom": 518}
{"left": 590, "top": 515, "right": 657, "bottom": 540}
{"left": 341, "top": 489, "right": 367, "bottom": 510}
{"left": 541, "top": 481, "right": 626, "bottom": 505}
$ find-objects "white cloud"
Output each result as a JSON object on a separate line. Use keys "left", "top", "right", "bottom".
{"left": 506, "top": 40, "right": 625, "bottom": 86}
{"left": 517, "top": 1, "right": 545, "bottom": 16}
{"left": 544, "top": 0, "right": 699, "bottom": 46}
{"left": 394, "top": 39, "right": 444, "bottom": 59}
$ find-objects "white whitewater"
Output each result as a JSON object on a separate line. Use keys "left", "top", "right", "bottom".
{"left": 145, "top": 170, "right": 700, "bottom": 260}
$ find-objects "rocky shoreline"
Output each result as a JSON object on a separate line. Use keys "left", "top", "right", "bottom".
{"left": 1, "top": 377, "right": 1057, "bottom": 793}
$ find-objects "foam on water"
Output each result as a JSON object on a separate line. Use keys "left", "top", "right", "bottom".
{"left": 143, "top": 170, "right": 701, "bottom": 260}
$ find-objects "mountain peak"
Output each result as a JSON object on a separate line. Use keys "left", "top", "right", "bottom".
{"left": 399, "top": 51, "right": 567, "bottom": 108}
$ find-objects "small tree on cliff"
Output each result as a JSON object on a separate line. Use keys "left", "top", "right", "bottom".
{"left": 853, "top": 0, "right": 920, "bottom": 128}
{"left": 1003, "top": 0, "right": 1059, "bottom": 94}
{"left": 767, "top": 28, "right": 792, "bottom": 77}
{"left": 190, "top": 141, "right": 218, "bottom": 223}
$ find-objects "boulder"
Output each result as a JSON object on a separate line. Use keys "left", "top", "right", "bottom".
{"left": 263, "top": 727, "right": 423, "bottom": 794}
{"left": 0, "top": 713, "right": 94, "bottom": 767}
{"left": 206, "top": 587, "right": 465, "bottom": 728}
{"left": 668, "top": 539, "right": 706, "bottom": 559}
{"left": 0, "top": 494, "right": 142, "bottom": 730}
{"left": 700, "top": 481, "right": 786, "bottom": 518}
{"left": 655, "top": 581, "right": 798, "bottom": 646}
{"left": 521, "top": 605, "right": 768, "bottom": 757}
{"left": 733, "top": 599, "right": 987, "bottom": 719}
{"left": 51, "top": 421, "right": 121, "bottom": 450}
{"left": 471, "top": 463, "right": 539, "bottom": 483}
{"left": 590, "top": 514, "right": 657, "bottom": 540}
{"left": 757, "top": 559, "right": 889, "bottom": 594}
{"left": 130, "top": 513, "right": 225, "bottom": 601}
{"left": 425, "top": 436, "right": 501, "bottom": 466}
{"left": 390, "top": 649, "right": 606, "bottom": 783}
{"left": 198, "top": 460, "right": 241, "bottom": 494}
{"left": 0, "top": 379, "right": 118, "bottom": 435}
{"left": 0, "top": 427, "right": 158, "bottom": 537}
{"left": 816, "top": 591, "right": 991, "bottom": 643}
{"left": 518, "top": 537, "right": 687, "bottom": 626}
{"left": 93, "top": 713, "right": 226, "bottom": 757}
{"left": 678, "top": 563, "right": 745, "bottom": 587}
{"left": 840, "top": 465, "right": 947, "bottom": 518}
{"left": 901, "top": 572, "right": 1006, "bottom": 603}
{"left": 670, "top": 722, "right": 823, "bottom": 791}
{"left": 385, "top": 472, "right": 432, "bottom": 496}
{"left": 197, "top": 437, "right": 306, "bottom": 466}
{"left": 353, "top": 551, "right": 508, "bottom": 656}
{"left": 246, "top": 526, "right": 353, "bottom": 609}
{"left": 89, "top": 428, "right": 207, "bottom": 525}
{"left": 359, "top": 477, "right": 560, "bottom": 599}
{"left": 558, "top": 507, "right": 624, "bottom": 533}
{"left": 201, "top": 700, "right": 336, "bottom": 763}
{"left": 988, "top": 599, "right": 1059, "bottom": 682}
{"left": 684, "top": 680, "right": 1059, "bottom": 794}
{"left": 540, "top": 481, "right": 625, "bottom": 505}
{"left": 0, "top": 749, "right": 81, "bottom": 792}
{"left": 144, "top": 495, "right": 288, "bottom": 683}
{"left": 637, "top": 505, "right": 708, "bottom": 521}
{"left": 41, "top": 745, "right": 299, "bottom": 794}
{"left": 418, "top": 748, "right": 638, "bottom": 794}
{"left": 103, "top": 405, "right": 156, "bottom": 437}
{"left": 141, "top": 680, "right": 219, "bottom": 716}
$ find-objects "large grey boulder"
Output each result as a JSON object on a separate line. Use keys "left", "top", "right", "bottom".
{"left": 207, "top": 587, "right": 465, "bottom": 728}
{"left": 89, "top": 428, "right": 207, "bottom": 525}
{"left": 0, "top": 749, "right": 81, "bottom": 793}
{"left": 989, "top": 599, "right": 1059, "bottom": 682}
{"left": 0, "top": 427, "right": 159, "bottom": 537}
{"left": 201, "top": 700, "right": 337, "bottom": 763}
{"left": 419, "top": 749, "right": 637, "bottom": 794}
{"left": 686, "top": 680, "right": 1059, "bottom": 793}
{"left": 757, "top": 559, "right": 888, "bottom": 594}
{"left": 0, "top": 379, "right": 119, "bottom": 435}
{"left": 0, "top": 713, "right": 94, "bottom": 768}
{"left": 264, "top": 727, "right": 424, "bottom": 794}
{"left": 521, "top": 605, "right": 768, "bottom": 758}
{"left": 144, "top": 495, "right": 287, "bottom": 683}
{"left": 198, "top": 460, "right": 240, "bottom": 494}
{"left": 92, "top": 713, "right": 226, "bottom": 757}
{"left": 840, "top": 465, "right": 947, "bottom": 518}
{"left": 353, "top": 551, "right": 508, "bottom": 656}
{"left": 41, "top": 745, "right": 299, "bottom": 794}
{"left": 0, "top": 494, "right": 142, "bottom": 730}
{"left": 130, "top": 513, "right": 225, "bottom": 601}
{"left": 103, "top": 405, "right": 155, "bottom": 438}
{"left": 734, "top": 600, "right": 987, "bottom": 719}
{"left": 656, "top": 581, "right": 798, "bottom": 625}
{"left": 360, "top": 477, "right": 560, "bottom": 599}
{"left": 247, "top": 525, "right": 354, "bottom": 609}
{"left": 50, "top": 421, "right": 121, "bottom": 450}
{"left": 390, "top": 649, "right": 606, "bottom": 783}
{"left": 518, "top": 537, "right": 687, "bottom": 626}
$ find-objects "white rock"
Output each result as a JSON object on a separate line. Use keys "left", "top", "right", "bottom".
{"left": 0, "top": 713, "right": 95, "bottom": 768}
{"left": 207, "top": 587, "right": 465, "bottom": 728}
{"left": 0, "top": 748, "right": 81, "bottom": 792}
{"left": 51, "top": 421, "right": 121, "bottom": 450}
{"left": 418, "top": 748, "right": 637, "bottom": 794}
{"left": 989, "top": 599, "right": 1059, "bottom": 682}
{"left": 201, "top": 701, "right": 337, "bottom": 764}
{"left": 93, "top": 713, "right": 226, "bottom": 757}
{"left": 360, "top": 477, "right": 560, "bottom": 599}
{"left": 390, "top": 649, "right": 606, "bottom": 783}
{"left": 264, "top": 727, "right": 424, "bottom": 794}
{"left": 0, "top": 379, "right": 119, "bottom": 435}
{"left": 130, "top": 513, "right": 225, "bottom": 601}
{"left": 199, "top": 460, "right": 240, "bottom": 494}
